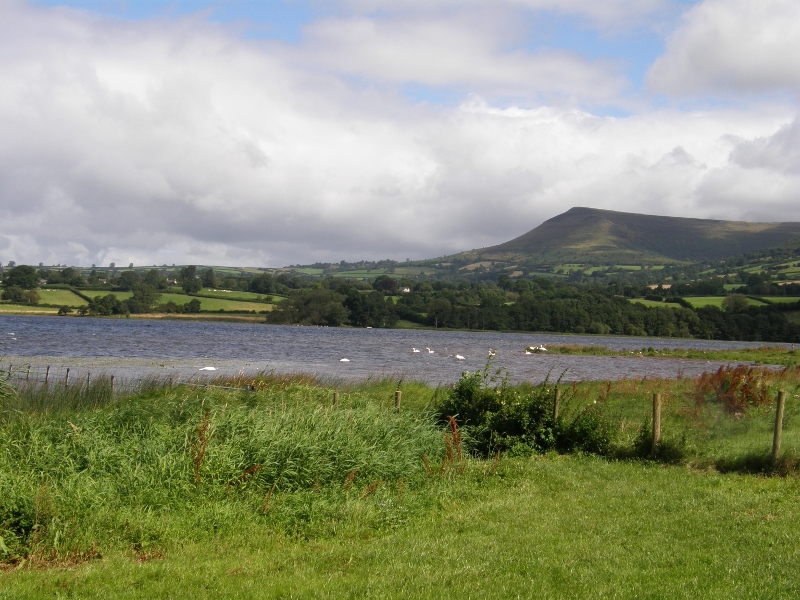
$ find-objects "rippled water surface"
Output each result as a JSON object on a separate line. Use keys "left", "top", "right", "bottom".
{"left": 0, "top": 315, "right": 782, "bottom": 384}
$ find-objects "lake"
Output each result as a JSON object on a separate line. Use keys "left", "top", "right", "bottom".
{"left": 0, "top": 315, "right": 783, "bottom": 385}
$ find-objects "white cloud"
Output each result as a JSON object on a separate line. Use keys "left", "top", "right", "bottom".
{"left": 296, "top": 13, "right": 625, "bottom": 104}
{"left": 648, "top": 0, "right": 800, "bottom": 95}
{"left": 0, "top": 1, "right": 799, "bottom": 268}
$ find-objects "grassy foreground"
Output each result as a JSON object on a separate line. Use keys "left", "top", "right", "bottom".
{"left": 2, "top": 363, "right": 800, "bottom": 598}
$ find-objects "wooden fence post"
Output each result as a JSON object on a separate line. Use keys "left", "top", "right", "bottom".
{"left": 45, "top": 365, "right": 50, "bottom": 384}
{"left": 333, "top": 391, "right": 339, "bottom": 406}
{"left": 110, "top": 375, "right": 115, "bottom": 394}
{"left": 26, "top": 366, "right": 31, "bottom": 381}
{"left": 395, "top": 390, "right": 402, "bottom": 412}
{"left": 86, "top": 372, "right": 91, "bottom": 388}
{"left": 652, "top": 393, "right": 662, "bottom": 457}
{"left": 772, "top": 390, "right": 787, "bottom": 466}
{"left": 553, "top": 388, "right": 561, "bottom": 421}
{"left": 65, "top": 368, "right": 70, "bottom": 388}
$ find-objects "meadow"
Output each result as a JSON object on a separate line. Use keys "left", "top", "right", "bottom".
{"left": 32, "top": 290, "right": 86, "bottom": 307}
{"left": 1, "top": 356, "right": 800, "bottom": 597}
{"left": 82, "top": 291, "right": 272, "bottom": 313}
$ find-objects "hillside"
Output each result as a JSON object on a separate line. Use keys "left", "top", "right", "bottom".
{"left": 447, "top": 207, "right": 800, "bottom": 266}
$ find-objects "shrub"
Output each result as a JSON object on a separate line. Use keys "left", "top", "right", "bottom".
{"left": 437, "top": 362, "right": 614, "bottom": 457}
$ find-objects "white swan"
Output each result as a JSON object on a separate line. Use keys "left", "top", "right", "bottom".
{"left": 339, "top": 358, "right": 350, "bottom": 362}
{"left": 455, "top": 354, "right": 465, "bottom": 360}
{"left": 426, "top": 347, "right": 434, "bottom": 353}
{"left": 198, "top": 366, "right": 217, "bottom": 371}
{"left": 412, "top": 348, "right": 420, "bottom": 353}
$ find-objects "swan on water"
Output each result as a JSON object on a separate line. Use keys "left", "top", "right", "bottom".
{"left": 340, "top": 358, "right": 350, "bottom": 362}
{"left": 455, "top": 354, "right": 465, "bottom": 360}
{"left": 412, "top": 348, "right": 420, "bottom": 353}
{"left": 198, "top": 366, "right": 217, "bottom": 371}
{"left": 426, "top": 347, "right": 434, "bottom": 353}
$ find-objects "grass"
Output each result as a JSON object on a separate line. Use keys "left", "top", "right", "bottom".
{"left": 631, "top": 298, "right": 684, "bottom": 308}
{"left": 0, "top": 304, "right": 58, "bottom": 314}
{"left": 2, "top": 361, "right": 800, "bottom": 596}
{"left": 195, "top": 290, "right": 286, "bottom": 303}
{"left": 82, "top": 291, "right": 273, "bottom": 313}
{"left": 35, "top": 290, "right": 86, "bottom": 307}
{"left": 683, "top": 296, "right": 767, "bottom": 309}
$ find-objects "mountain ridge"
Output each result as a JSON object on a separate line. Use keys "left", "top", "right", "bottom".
{"left": 447, "top": 207, "right": 800, "bottom": 265}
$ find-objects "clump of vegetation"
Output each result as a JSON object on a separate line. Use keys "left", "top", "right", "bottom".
{"left": 0, "top": 376, "right": 445, "bottom": 565}
{"left": 694, "top": 365, "right": 774, "bottom": 414}
{"left": 435, "top": 361, "right": 615, "bottom": 457}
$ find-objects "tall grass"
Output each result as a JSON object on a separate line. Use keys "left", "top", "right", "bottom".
{"left": 0, "top": 376, "right": 446, "bottom": 565}
{"left": 2, "top": 364, "right": 799, "bottom": 569}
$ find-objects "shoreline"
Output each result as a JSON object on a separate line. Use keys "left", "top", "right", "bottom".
{"left": 1, "top": 309, "right": 790, "bottom": 344}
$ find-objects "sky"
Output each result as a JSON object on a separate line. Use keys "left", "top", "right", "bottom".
{"left": 1, "top": 0, "right": 799, "bottom": 268}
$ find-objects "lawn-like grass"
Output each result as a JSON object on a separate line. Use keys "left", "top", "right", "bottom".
{"left": 195, "top": 289, "right": 284, "bottom": 303}
{"left": 759, "top": 296, "right": 800, "bottom": 304}
{"left": 4, "top": 457, "right": 800, "bottom": 598}
{"left": 631, "top": 298, "right": 684, "bottom": 308}
{"left": 0, "top": 303, "right": 58, "bottom": 314}
{"left": 683, "top": 296, "right": 767, "bottom": 309}
{"left": 81, "top": 291, "right": 273, "bottom": 312}
{"left": 36, "top": 289, "right": 86, "bottom": 307}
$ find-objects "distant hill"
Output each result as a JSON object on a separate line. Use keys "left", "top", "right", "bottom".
{"left": 448, "top": 207, "right": 800, "bottom": 265}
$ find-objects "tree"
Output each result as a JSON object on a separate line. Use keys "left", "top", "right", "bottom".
{"left": 184, "top": 298, "right": 202, "bottom": 313}
{"left": 125, "top": 283, "right": 161, "bottom": 313}
{"left": 267, "top": 288, "right": 347, "bottom": 326}
{"left": 722, "top": 294, "right": 749, "bottom": 313}
{"left": 372, "top": 274, "right": 399, "bottom": 293}
{"left": 248, "top": 273, "right": 275, "bottom": 295}
{"left": 201, "top": 268, "right": 217, "bottom": 288}
{"left": 428, "top": 298, "right": 452, "bottom": 328}
{"left": 3, "top": 265, "right": 39, "bottom": 289}
{"left": 143, "top": 269, "right": 168, "bottom": 290}
{"left": 180, "top": 266, "right": 201, "bottom": 293}
{"left": 1, "top": 286, "right": 39, "bottom": 304}
{"left": 116, "top": 270, "right": 140, "bottom": 291}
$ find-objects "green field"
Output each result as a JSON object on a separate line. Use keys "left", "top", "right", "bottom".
{"left": 196, "top": 290, "right": 283, "bottom": 302}
{"left": 157, "top": 293, "right": 270, "bottom": 312}
{"left": 82, "top": 291, "right": 272, "bottom": 312}
{"left": 631, "top": 298, "right": 684, "bottom": 309}
{"left": 2, "top": 365, "right": 800, "bottom": 597}
{"left": 684, "top": 296, "right": 767, "bottom": 309}
{"left": 0, "top": 303, "right": 58, "bottom": 314}
{"left": 36, "top": 289, "right": 86, "bottom": 307}
{"left": 759, "top": 296, "right": 800, "bottom": 304}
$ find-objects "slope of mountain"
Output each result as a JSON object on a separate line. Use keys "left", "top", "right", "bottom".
{"left": 449, "top": 207, "right": 800, "bottom": 265}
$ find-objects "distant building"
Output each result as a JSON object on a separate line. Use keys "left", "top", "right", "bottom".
{"left": 400, "top": 287, "right": 411, "bottom": 293}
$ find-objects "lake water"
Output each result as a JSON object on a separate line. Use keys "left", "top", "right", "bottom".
{"left": 0, "top": 315, "right": 784, "bottom": 385}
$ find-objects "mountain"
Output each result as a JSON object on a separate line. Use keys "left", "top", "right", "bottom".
{"left": 448, "top": 207, "right": 800, "bottom": 265}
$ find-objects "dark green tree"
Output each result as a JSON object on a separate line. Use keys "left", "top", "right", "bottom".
{"left": 201, "top": 268, "right": 217, "bottom": 288}
{"left": 3, "top": 265, "right": 39, "bottom": 289}
{"left": 180, "top": 266, "right": 201, "bottom": 293}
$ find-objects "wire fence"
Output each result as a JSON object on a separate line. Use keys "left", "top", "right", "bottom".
{"left": 2, "top": 361, "right": 256, "bottom": 394}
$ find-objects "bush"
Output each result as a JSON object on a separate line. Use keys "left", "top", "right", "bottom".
{"left": 1, "top": 286, "right": 39, "bottom": 305}
{"left": 436, "top": 363, "right": 614, "bottom": 457}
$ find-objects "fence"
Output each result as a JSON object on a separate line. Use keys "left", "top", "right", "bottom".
{"left": 3, "top": 361, "right": 256, "bottom": 395}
